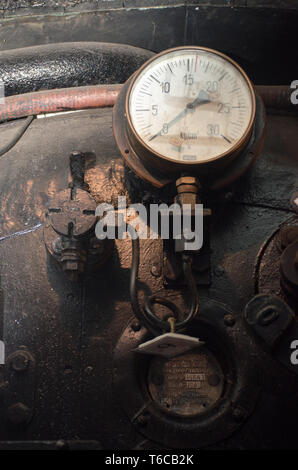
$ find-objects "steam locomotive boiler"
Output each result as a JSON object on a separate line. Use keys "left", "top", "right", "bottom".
{"left": 0, "top": 0, "right": 297, "bottom": 452}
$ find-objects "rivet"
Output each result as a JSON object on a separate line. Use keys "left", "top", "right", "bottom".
{"left": 131, "top": 321, "right": 141, "bottom": 332}
{"left": 11, "top": 351, "right": 30, "bottom": 372}
{"left": 56, "top": 440, "right": 69, "bottom": 450}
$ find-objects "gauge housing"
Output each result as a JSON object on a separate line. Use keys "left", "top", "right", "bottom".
{"left": 113, "top": 46, "right": 266, "bottom": 188}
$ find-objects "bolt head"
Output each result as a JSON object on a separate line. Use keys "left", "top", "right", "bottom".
{"left": 56, "top": 440, "right": 69, "bottom": 450}
{"left": 7, "top": 402, "right": 31, "bottom": 426}
{"left": 257, "top": 306, "right": 279, "bottom": 326}
{"left": 150, "top": 264, "right": 160, "bottom": 277}
{"left": 131, "top": 321, "right": 141, "bottom": 332}
{"left": 11, "top": 351, "right": 30, "bottom": 372}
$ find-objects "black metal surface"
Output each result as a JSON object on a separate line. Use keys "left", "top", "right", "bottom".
{"left": 0, "top": 42, "right": 153, "bottom": 96}
{"left": 1, "top": 0, "right": 297, "bottom": 16}
{"left": 0, "top": 0, "right": 296, "bottom": 450}
{"left": 0, "top": 106, "right": 297, "bottom": 448}
{"left": 0, "top": 5, "right": 297, "bottom": 85}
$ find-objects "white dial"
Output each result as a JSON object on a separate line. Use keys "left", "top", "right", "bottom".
{"left": 128, "top": 47, "right": 255, "bottom": 164}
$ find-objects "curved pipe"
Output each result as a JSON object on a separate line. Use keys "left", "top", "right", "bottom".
{"left": 0, "top": 42, "right": 153, "bottom": 96}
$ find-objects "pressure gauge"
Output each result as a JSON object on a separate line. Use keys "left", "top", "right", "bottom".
{"left": 113, "top": 46, "right": 265, "bottom": 188}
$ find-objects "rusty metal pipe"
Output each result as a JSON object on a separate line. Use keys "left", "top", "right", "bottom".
{"left": 255, "top": 85, "right": 294, "bottom": 111}
{"left": 0, "top": 84, "right": 122, "bottom": 121}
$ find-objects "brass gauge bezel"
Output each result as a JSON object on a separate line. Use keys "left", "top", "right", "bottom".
{"left": 125, "top": 46, "right": 257, "bottom": 173}
{"left": 113, "top": 46, "right": 265, "bottom": 188}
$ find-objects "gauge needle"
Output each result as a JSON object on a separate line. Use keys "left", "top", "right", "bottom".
{"left": 148, "top": 90, "right": 210, "bottom": 142}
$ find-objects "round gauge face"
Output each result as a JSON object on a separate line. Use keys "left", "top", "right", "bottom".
{"left": 127, "top": 47, "right": 256, "bottom": 164}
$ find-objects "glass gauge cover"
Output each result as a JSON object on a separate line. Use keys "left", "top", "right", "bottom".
{"left": 127, "top": 47, "right": 256, "bottom": 165}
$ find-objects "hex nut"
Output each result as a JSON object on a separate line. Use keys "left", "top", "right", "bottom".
{"left": 11, "top": 351, "right": 30, "bottom": 372}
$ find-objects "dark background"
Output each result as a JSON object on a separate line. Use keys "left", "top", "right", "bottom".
{"left": 0, "top": 1, "right": 297, "bottom": 84}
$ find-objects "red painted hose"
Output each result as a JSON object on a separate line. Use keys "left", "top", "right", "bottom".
{"left": 0, "top": 84, "right": 122, "bottom": 121}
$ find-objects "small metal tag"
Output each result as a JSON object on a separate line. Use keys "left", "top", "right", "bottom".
{"left": 134, "top": 333, "right": 204, "bottom": 358}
